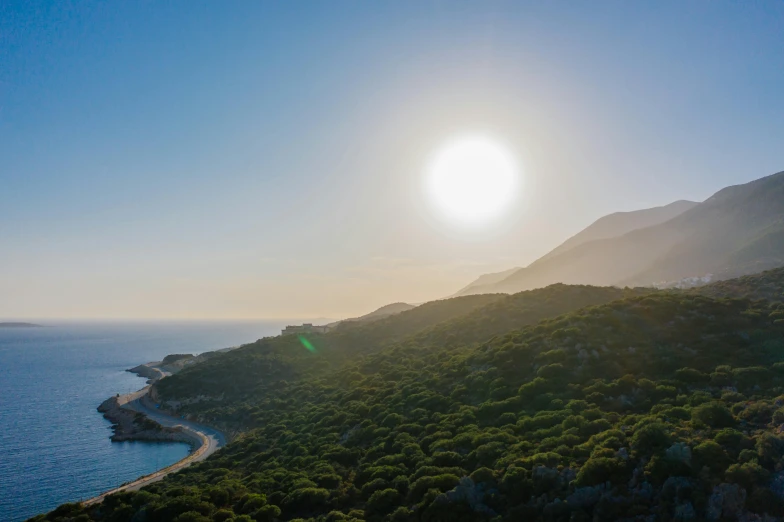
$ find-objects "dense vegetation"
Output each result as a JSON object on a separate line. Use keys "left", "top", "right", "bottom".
{"left": 31, "top": 269, "right": 784, "bottom": 522}
{"left": 153, "top": 285, "right": 649, "bottom": 426}
{"left": 689, "top": 267, "right": 784, "bottom": 303}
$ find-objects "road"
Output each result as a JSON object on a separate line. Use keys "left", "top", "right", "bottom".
{"left": 82, "top": 379, "right": 225, "bottom": 506}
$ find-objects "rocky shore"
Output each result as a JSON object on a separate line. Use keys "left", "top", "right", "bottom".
{"left": 126, "top": 364, "right": 165, "bottom": 384}
{"left": 97, "top": 395, "right": 198, "bottom": 446}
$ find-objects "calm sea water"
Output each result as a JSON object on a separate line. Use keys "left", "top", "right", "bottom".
{"left": 0, "top": 320, "right": 295, "bottom": 522}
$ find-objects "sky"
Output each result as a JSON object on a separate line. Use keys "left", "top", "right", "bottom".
{"left": 1, "top": 1, "right": 783, "bottom": 320}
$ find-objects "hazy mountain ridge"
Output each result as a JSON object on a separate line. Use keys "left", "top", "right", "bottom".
{"left": 328, "top": 302, "right": 417, "bottom": 329}
{"left": 464, "top": 171, "right": 784, "bottom": 295}
{"left": 538, "top": 199, "right": 698, "bottom": 263}
{"left": 458, "top": 200, "right": 698, "bottom": 296}
{"left": 453, "top": 267, "right": 521, "bottom": 296}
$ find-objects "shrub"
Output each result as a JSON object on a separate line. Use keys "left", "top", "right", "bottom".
{"left": 693, "top": 441, "right": 730, "bottom": 474}
{"left": 631, "top": 423, "right": 671, "bottom": 455}
{"left": 692, "top": 402, "right": 735, "bottom": 428}
{"left": 408, "top": 474, "right": 460, "bottom": 504}
{"left": 738, "top": 403, "right": 774, "bottom": 424}
{"left": 675, "top": 367, "right": 709, "bottom": 384}
{"left": 725, "top": 462, "right": 770, "bottom": 491}
{"left": 366, "top": 488, "right": 401, "bottom": 515}
{"left": 575, "top": 457, "right": 627, "bottom": 486}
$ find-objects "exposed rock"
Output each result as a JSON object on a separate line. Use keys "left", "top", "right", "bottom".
{"left": 533, "top": 465, "right": 560, "bottom": 484}
{"left": 706, "top": 483, "right": 747, "bottom": 521}
{"left": 666, "top": 442, "right": 692, "bottom": 465}
{"left": 632, "top": 481, "right": 654, "bottom": 501}
{"left": 673, "top": 501, "right": 696, "bottom": 520}
{"left": 662, "top": 476, "right": 693, "bottom": 500}
{"left": 560, "top": 467, "right": 577, "bottom": 484}
{"left": 566, "top": 485, "right": 604, "bottom": 508}
{"left": 435, "top": 477, "right": 496, "bottom": 516}
{"left": 770, "top": 470, "right": 784, "bottom": 499}
{"left": 738, "top": 514, "right": 780, "bottom": 522}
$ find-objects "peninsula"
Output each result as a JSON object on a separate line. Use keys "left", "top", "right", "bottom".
{"left": 0, "top": 322, "right": 43, "bottom": 328}
{"left": 87, "top": 357, "right": 226, "bottom": 506}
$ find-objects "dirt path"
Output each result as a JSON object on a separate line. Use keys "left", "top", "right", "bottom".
{"left": 82, "top": 382, "right": 224, "bottom": 506}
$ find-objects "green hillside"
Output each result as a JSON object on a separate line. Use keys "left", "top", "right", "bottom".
{"left": 153, "top": 285, "right": 650, "bottom": 426}
{"left": 691, "top": 266, "right": 784, "bottom": 303}
{"left": 33, "top": 292, "right": 784, "bottom": 522}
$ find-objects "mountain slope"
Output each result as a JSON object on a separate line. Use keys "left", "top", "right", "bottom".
{"left": 43, "top": 292, "right": 784, "bottom": 522}
{"left": 453, "top": 267, "right": 521, "bottom": 296}
{"left": 479, "top": 171, "right": 784, "bottom": 294}
{"left": 539, "top": 199, "right": 698, "bottom": 262}
{"left": 459, "top": 199, "right": 696, "bottom": 296}
{"left": 327, "top": 302, "right": 417, "bottom": 328}
{"left": 154, "top": 285, "right": 651, "bottom": 416}
{"left": 690, "top": 265, "right": 784, "bottom": 302}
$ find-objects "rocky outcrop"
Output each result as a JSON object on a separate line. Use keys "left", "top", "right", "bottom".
{"left": 127, "top": 364, "right": 164, "bottom": 384}
{"left": 706, "top": 483, "right": 746, "bottom": 521}
{"left": 97, "top": 396, "right": 197, "bottom": 446}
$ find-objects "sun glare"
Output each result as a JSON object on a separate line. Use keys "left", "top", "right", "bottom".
{"left": 425, "top": 136, "right": 519, "bottom": 227}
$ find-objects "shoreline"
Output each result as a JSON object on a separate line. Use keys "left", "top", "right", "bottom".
{"left": 82, "top": 362, "right": 226, "bottom": 506}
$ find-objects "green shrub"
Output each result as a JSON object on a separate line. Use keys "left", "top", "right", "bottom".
{"left": 692, "top": 402, "right": 735, "bottom": 428}
{"left": 575, "top": 457, "right": 627, "bottom": 486}
{"left": 366, "top": 488, "right": 401, "bottom": 515}
{"left": 631, "top": 423, "right": 671, "bottom": 455}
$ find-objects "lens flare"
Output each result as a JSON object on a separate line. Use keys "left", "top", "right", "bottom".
{"left": 298, "top": 335, "right": 316, "bottom": 353}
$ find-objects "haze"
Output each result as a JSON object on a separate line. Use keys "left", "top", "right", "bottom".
{"left": 2, "top": 2, "right": 783, "bottom": 319}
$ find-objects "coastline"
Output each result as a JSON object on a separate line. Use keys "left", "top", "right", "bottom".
{"left": 83, "top": 362, "right": 226, "bottom": 506}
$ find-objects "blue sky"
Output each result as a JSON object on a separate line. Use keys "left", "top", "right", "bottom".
{"left": 1, "top": 1, "right": 783, "bottom": 319}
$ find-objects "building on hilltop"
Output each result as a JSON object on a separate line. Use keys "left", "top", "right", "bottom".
{"left": 281, "top": 323, "right": 330, "bottom": 336}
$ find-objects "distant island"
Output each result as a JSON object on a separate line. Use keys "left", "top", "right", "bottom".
{"left": 0, "top": 322, "right": 43, "bottom": 328}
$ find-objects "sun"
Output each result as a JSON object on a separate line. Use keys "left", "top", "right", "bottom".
{"left": 425, "top": 135, "right": 520, "bottom": 227}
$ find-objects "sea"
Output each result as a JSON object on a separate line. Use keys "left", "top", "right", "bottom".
{"left": 0, "top": 320, "right": 298, "bottom": 522}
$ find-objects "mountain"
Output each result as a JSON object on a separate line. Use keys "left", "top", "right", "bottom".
{"left": 42, "top": 271, "right": 784, "bottom": 522}
{"left": 453, "top": 267, "right": 521, "bottom": 296}
{"left": 458, "top": 200, "right": 696, "bottom": 296}
{"left": 327, "top": 302, "right": 417, "bottom": 328}
{"left": 538, "top": 200, "right": 698, "bottom": 262}
{"left": 355, "top": 302, "right": 416, "bottom": 321}
{"left": 466, "top": 170, "right": 784, "bottom": 294}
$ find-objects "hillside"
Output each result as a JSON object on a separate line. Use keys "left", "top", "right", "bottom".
{"left": 353, "top": 303, "right": 416, "bottom": 322}
{"left": 36, "top": 291, "right": 784, "bottom": 522}
{"left": 328, "top": 303, "right": 417, "bottom": 329}
{"left": 152, "top": 293, "right": 506, "bottom": 407}
{"left": 458, "top": 200, "right": 697, "bottom": 296}
{"left": 468, "top": 171, "right": 784, "bottom": 295}
{"left": 152, "top": 285, "right": 651, "bottom": 421}
{"left": 539, "top": 199, "right": 698, "bottom": 263}
{"left": 454, "top": 267, "right": 521, "bottom": 296}
{"left": 690, "top": 266, "right": 784, "bottom": 303}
